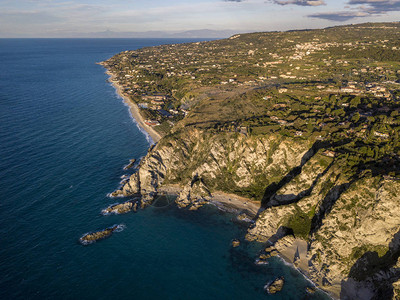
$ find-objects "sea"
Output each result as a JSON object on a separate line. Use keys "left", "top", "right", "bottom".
{"left": 0, "top": 39, "right": 331, "bottom": 300}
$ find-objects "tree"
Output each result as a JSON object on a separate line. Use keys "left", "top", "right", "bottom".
{"left": 350, "top": 96, "right": 361, "bottom": 109}
{"left": 352, "top": 112, "right": 360, "bottom": 123}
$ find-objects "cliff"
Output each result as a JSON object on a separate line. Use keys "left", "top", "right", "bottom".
{"left": 112, "top": 127, "right": 400, "bottom": 298}
{"left": 104, "top": 22, "right": 400, "bottom": 299}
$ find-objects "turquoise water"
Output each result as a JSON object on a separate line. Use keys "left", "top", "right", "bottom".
{"left": 0, "top": 39, "right": 330, "bottom": 299}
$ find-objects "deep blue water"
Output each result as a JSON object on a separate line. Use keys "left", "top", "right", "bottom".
{"left": 0, "top": 39, "right": 330, "bottom": 299}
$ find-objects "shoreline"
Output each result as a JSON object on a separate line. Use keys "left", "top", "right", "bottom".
{"left": 158, "top": 184, "right": 261, "bottom": 217}
{"left": 159, "top": 184, "right": 336, "bottom": 298}
{"left": 276, "top": 239, "right": 338, "bottom": 299}
{"left": 100, "top": 66, "right": 336, "bottom": 299}
{"left": 104, "top": 69, "right": 162, "bottom": 144}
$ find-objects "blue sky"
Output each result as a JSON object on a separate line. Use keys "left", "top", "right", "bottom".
{"left": 0, "top": 0, "right": 399, "bottom": 37}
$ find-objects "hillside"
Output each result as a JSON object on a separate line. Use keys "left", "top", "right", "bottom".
{"left": 102, "top": 22, "right": 400, "bottom": 299}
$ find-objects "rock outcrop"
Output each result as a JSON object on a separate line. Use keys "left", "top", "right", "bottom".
{"left": 118, "top": 128, "right": 309, "bottom": 208}
{"left": 115, "top": 128, "right": 400, "bottom": 298}
{"left": 231, "top": 239, "right": 241, "bottom": 248}
{"left": 246, "top": 157, "right": 400, "bottom": 297}
{"left": 111, "top": 145, "right": 171, "bottom": 207}
{"left": 102, "top": 200, "right": 138, "bottom": 215}
{"left": 176, "top": 175, "right": 212, "bottom": 210}
{"left": 79, "top": 225, "right": 122, "bottom": 245}
{"left": 264, "top": 277, "right": 285, "bottom": 294}
{"left": 123, "top": 158, "right": 136, "bottom": 170}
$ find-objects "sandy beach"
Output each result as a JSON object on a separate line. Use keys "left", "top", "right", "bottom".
{"left": 277, "top": 238, "right": 338, "bottom": 299}
{"left": 105, "top": 70, "right": 162, "bottom": 144}
{"left": 210, "top": 191, "right": 261, "bottom": 216}
{"left": 158, "top": 184, "right": 261, "bottom": 216}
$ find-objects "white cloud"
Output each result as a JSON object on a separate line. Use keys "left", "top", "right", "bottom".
{"left": 273, "top": 0, "right": 326, "bottom": 6}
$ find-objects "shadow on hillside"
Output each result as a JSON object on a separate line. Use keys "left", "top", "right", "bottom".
{"left": 340, "top": 230, "right": 400, "bottom": 299}
{"left": 259, "top": 139, "right": 351, "bottom": 210}
{"left": 310, "top": 179, "right": 356, "bottom": 234}
{"left": 266, "top": 160, "right": 334, "bottom": 208}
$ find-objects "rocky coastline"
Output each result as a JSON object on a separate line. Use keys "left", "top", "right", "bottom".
{"left": 96, "top": 26, "right": 400, "bottom": 298}
{"left": 101, "top": 123, "right": 400, "bottom": 299}
{"left": 101, "top": 127, "right": 333, "bottom": 297}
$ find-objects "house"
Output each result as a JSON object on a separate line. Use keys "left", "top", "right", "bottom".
{"left": 374, "top": 131, "right": 389, "bottom": 138}
{"left": 279, "top": 88, "right": 288, "bottom": 93}
{"left": 142, "top": 94, "right": 167, "bottom": 102}
{"left": 322, "top": 150, "right": 336, "bottom": 157}
{"left": 157, "top": 109, "right": 172, "bottom": 118}
{"left": 144, "top": 120, "right": 160, "bottom": 126}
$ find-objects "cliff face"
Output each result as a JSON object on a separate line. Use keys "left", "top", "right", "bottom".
{"left": 103, "top": 22, "right": 400, "bottom": 298}
{"left": 115, "top": 128, "right": 310, "bottom": 206}
{"left": 117, "top": 129, "right": 400, "bottom": 298}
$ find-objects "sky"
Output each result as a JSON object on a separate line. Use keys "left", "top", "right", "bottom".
{"left": 0, "top": 0, "right": 399, "bottom": 37}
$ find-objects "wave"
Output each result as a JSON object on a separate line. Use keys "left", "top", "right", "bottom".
{"left": 254, "top": 258, "right": 269, "bottom": 266}
{"left": 106, "top": 192, "right": 124, "bottom": 198}
{"left": 113, "top": 88, "right": 154, "bottom": 145}
{"left": 101, "top": 202, "right": 120, "bottom": 215}
{"left": 114, "top": 224, "right": 126, "bottom": 232}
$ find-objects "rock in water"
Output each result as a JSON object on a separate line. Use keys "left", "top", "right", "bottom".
{"left": 79, "top": 225, "right": 120, "bottom": 245}
{"left": 255, "top": 253, "right": 269, "bottom": 265}
{"left": 306, "top": 286, "right": 316, "bottom": 294}
{"left": 264, "top": 277, "right": 285, "bottom": 294}
{"left": 102, "top": 200, "right": 138, "bottom": 215}
{"left": 123, "top": 159, "right": 136, "bottom": 170}
{"left": 232, "top": 239, "right": 240, "bottom": 247}
{"left": 109, "top": 190, "right": 124, "bottom": 197}
{"left": 255, "top": 258, "right": 268, "bottom": 265}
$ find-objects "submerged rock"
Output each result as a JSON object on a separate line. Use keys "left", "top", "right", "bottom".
{"left": 255, "top": 258, "right": 268, "bottom": 265}
{"left": 306, "top": 286, "right": 316, "bottom": 294}
{"left": 102, "top": 200, "right": 138, "bottom": 215}
{"left": 79, "top": 225, "right": 121, "bottom": 245}
{"left": 264, "top": 277, "right": 285, "bottom": 294}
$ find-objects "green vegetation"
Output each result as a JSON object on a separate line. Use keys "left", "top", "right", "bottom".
{"left": 350, "top": 244, "right": 389, "bottom": 261}
{"left": 283, "top": 205, "right": 313, "bottom": 239}
{"left": 103, "top": 22, "right": 400, "bottom": 181}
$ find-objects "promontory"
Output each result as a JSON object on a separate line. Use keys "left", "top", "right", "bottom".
{"left": 101, "top": 22, "right": 400, "bottom": 299}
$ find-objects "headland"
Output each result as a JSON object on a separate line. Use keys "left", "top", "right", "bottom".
{"left": 98, "top": 22, "right": 400, "bottom": 299}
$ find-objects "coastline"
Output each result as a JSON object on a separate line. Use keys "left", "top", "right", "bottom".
{"left": 210, "top": 191, "right": 260, "bottom": 216}
{"left": 159, "top": 184, "right": 336, "bottom": 298}
{"left": 158, "top": 184, "right": 261, "bottom": 217}
{"left": 276, "top": 239, "right": 338, "bottom": 299}
{"left": 100, "top": 66, "right": 336, "bottom": 300}
{"left": 104, "top": 69, "right": 162, "bottom": 144}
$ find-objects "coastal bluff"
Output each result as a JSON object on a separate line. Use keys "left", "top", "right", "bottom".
{"left": 113, "top": 128, "right": 400, "bottom": 299}
{"left": 103, "top": 22, "right": 400, "bottom": 299}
